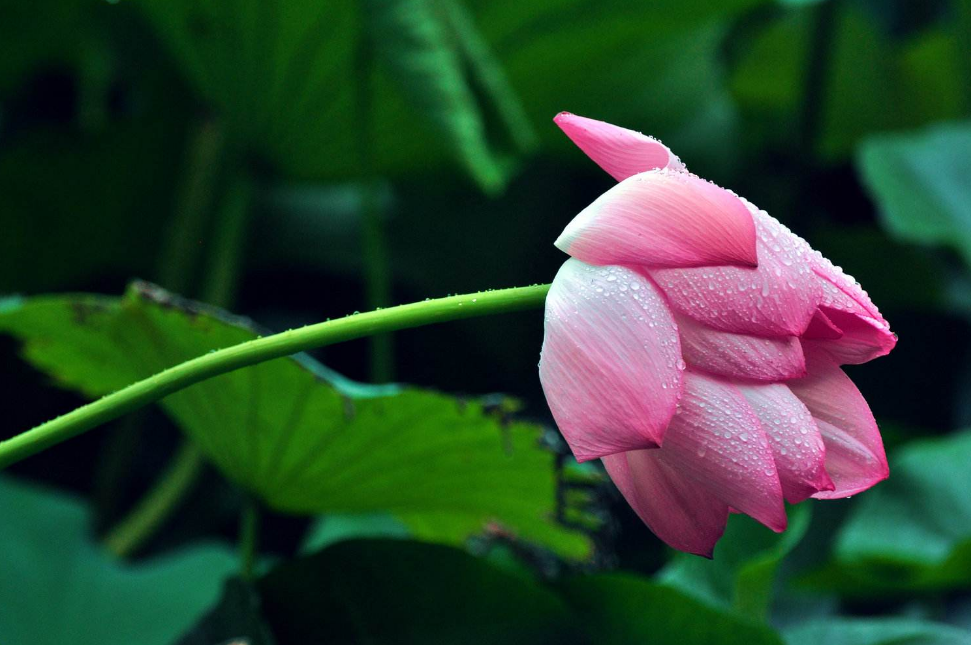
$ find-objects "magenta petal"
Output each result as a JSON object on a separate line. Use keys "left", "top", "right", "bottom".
{"left": 787, "top": 350, "right": 889, "bottom": 499}
{"left": 803, "top": 308, "right": 844, "bottom": 340}
{"left": 554, "top": 112, "right": 686, "bottom": 180}
{"left": 603, "top": 451, "right": 728, "bottom": 557}
{"left": 651, "top": 208, "right": 820, "bottom": 337}
{"left": 737, "top": 383, "right": 835, "bottom": 503}
{"left": 657, "top": 371, "right": 787, "bottom": 532}
{"left": 804, "top": 307, "right": 897, "bottom": 365}
{"left": 555, "top": 170, "right": 759, "bottom": 269}
{"left": 676, "top": 313, "right": 806, "bottom": 382}
{"left": 539, "top": 259, "right": 684, "bottom": 462}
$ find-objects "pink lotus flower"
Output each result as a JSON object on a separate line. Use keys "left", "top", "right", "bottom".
{"left": 539, "top": 113, "right": 896, "bottom": 556}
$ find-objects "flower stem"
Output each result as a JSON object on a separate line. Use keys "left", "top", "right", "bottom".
{"left": 101, "top": 170, "right": 255, "bottom": 557}
{"left": 0, "top": 284, "right": 550, "bottom": 470}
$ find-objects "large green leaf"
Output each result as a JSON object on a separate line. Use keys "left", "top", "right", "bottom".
{"left": 258, "top": 538, "right": 580, "bottom": 644}
{"left": 558, "top": 573, "right": 784, "bottom": 645}
{"left": 801, "top": 430, "right": 971, "bottom": 596}
{"left": 258, "top": 539, "right": 786, "bottom": 645}
{"left": 474, "top": 5, "right": 753, "bottom": 173}
{"left": 134, "top": 0, "right": 533, "bottom": 189}
{"left": 784, "top": 618, "right": 971, "bottom": 645}
{"left": 658, "top": 505, "right": 811, "bottom": 619}
{"left": 134, "top": 0, "right": 765, "bottom": 186}
{"left": 857, "top": 121, "right": 971, "bottom": 267}
{"left": 0, "top": 284, "right": 593, "bottom": 558}
{"left": 0, "top": 476, "right": 237, "bottom": 645}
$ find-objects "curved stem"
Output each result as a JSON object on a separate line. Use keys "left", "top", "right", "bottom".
{"left": 103, "top": 442, "right": 206, "bottom": 557}
{"left": 0, "top": 284, "right": 550, "bottom": 470}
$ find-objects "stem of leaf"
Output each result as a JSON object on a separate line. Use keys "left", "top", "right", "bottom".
{"left": 957, "top": 0, "right": 971, "bottom": 117}
{"left": 102, "top": 442, "right": 206, "bottom": 557}
{"left": 94, "top": 118, "right": 225, "bottom": 531}
{"left": 355, "top": 13, "right": 395, "bottom": 383}
{"left": 239, "top": 499, "right": 261, "bottom": 580}
{"left": 100, "top": 167, "right": 254, "bottom": 557}
{"left": 0, "top": 284, "right": 550, "bottom": 470}
{"left": 361, "top": 182, "right": 394, "bottom": 382}
{"left": 797, "top": 0, "right": 839, "bottom": 158}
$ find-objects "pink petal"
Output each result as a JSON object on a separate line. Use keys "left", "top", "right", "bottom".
{"left": 812, "top": 252, "right": 888, "bottom": 325}
{"left": 737, "top": 383, "right": 834, "bottom": 503}
{"left": 803, "top": 308, "right": 844, "bottom": 340}
{"left": 676, "top": 313, "right": 806, "bottom": 382}
{"left": 656, "top": 371, "right": 787, "bottom": 532}
{"left": 554, "top": 112, "right": 686, "bottom": 180}
{"left": 539, "top": 259, "right": 684, "bottom": 462}
{"left": 804, "top": 307, "right": 897, "bottom": 365}
{"left": 650, "top": 207, "right": 820, "bottom": 337}
{"left": 603, "top": 450, "right": 728, "bottom": 557}
{"left": 555, "top": 170, "right": 759, "bottom": 269}
{"left": 787, "top": 349, "right": 889, "bottom": 499}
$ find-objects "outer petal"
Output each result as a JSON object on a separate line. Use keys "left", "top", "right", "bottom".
{"left": 539, "top": 259, "right": 684, "bottom": 462}
{"left": 676, "top": 313, "right": 806, "bottom": 382}
{"left": 803, "top": 307, "right": 897, "bottom": 365}
{"left": 737, "top": 383, "right": 834, "bottom": 503}
{"left": 651, "top": 207, "right": 820, "bottom": 337}
{"left": 656, "top": 371, "right": 787, "bottom": 532}
{"left": 555, "top": 170, "right": 759, "bottom": 269}
{"left": 812, "top": 251, "right": 888, "bottom": 325}
{"left": 787, "top": 349, "right": 889, "bottom": 498}
{"left": 554, "top": 112, "right": 686, "bottom": 180}
{"left": 603, "top": 451, "right": 728, "bottom": 557}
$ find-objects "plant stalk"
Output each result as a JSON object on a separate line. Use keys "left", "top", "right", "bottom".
{"left": 0, "top": 284, "right": 550, "bottom": 470}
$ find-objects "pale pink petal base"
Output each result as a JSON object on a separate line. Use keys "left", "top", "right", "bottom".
{"left": 554, "top": 112, "right": 686, "bottom": 180}
{"left": 787, "top": 350, "right": 889, "bottom": 498}
{"left": 737, "top": 383, "right": 834, "bottom": 503}
{"left": 603, "top": 450, "right": 728, "bottom": 557}
{"left": 655, "top": 371, "right": 787, "bottom": 532}
{"left": 676, "top": 313, "right": 806, "bottom": 381}
{"left": 539, "top": 259, "right": 684, "bottom": 462}
{"left": 556, "top": 170, "right": 758, "bottom": 269}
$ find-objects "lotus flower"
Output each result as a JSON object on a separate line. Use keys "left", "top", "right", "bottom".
{"left": 539, "top": 113, "right": 896, "bottom": 556}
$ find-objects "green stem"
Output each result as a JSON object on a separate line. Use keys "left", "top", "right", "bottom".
{"left": 94, "top": 118, "right": 225, "bottom": 527}
{"left": 239, "top": 499, "right": 260, "bottom": 580}
{"left": 360, "top": 183, "right": 394, "bottom": 381}
{"left": 0, "top": 284, "right": 550, "bottom": 470}
{"left": 100, "top": 170, "right": 255, "bottom": 556}
{"left": 201, "top": 172, "right": 255, "bottom": 308}
{"left": 102, "top": 442, "right": 205, "bottom": 557}
{"left": 798, "top": 0, "right": 839, "bottom": 158}
{"left": 354, "top": 13, "right": 395, "bottom": 383}
{"left": 957, "top": 0, "right": 971, "bottom": 117}
{"left": 157, "top": 119, "right": 226, "bottom": 292}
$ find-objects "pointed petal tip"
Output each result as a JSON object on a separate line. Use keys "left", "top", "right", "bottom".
{"left": 552, "top": 112, "right": 686, "bottom": 179}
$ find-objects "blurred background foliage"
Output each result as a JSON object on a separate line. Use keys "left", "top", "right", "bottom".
{"left": 1, "top": 0, "right": 971, "bottom": 643}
